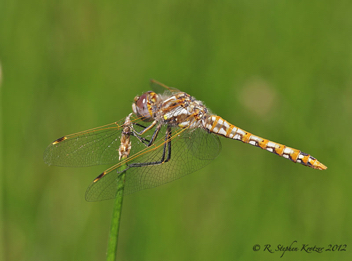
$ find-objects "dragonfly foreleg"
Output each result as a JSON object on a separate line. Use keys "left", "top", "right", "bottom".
{"left": 133, "top": 123, "right": 147, "bottom": 129}
{"left": 135, "top": 120, "right": 157, "bottom": 135}
{"left": 130, "top": 130, "right": 151, "bottom": 145}
{"left": 129, "top": 123, "right": 161, "bottom": 147}
{"left": 146, "top": 124, "right": 162, "bottom": 146}
{"left": 128, "top": 120, "right": 161, "bottom": 146}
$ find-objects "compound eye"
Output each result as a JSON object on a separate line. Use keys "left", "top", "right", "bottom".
{"left": 132, "top": 92, "right": 153, "bottom": 121}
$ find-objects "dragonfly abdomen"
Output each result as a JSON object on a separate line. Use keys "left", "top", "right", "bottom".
{"left": 204, "top": 115, "right": 327, "bottom": 170}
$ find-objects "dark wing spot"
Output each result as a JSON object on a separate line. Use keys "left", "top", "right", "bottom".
{"left": 52, "top": 136, "right": 67, "bottom": 144}
{"left": 93, "top": 172, "right": 106, "bottom": 183}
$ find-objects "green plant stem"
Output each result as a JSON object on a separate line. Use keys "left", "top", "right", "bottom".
{"left": 106, "top": 164, "right": 127, "bottom": 261}
{"left": 0, "top": 62, "right": 4, "bottom": 261}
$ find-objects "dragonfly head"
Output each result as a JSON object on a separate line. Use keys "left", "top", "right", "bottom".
{"left": 132, "top": 91, "right": 160, "bottom": 121}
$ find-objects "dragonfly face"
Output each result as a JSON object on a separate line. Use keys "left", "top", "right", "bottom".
{"left": 132, "top": 91, "right": 160, "bottom": 122}
{"left": 44, "top": 79, "right": 326, "bottom": 201}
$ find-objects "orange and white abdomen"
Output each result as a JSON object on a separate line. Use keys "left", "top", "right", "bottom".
{"left": 203, "top": 115, "right": 327, "bottom": 170}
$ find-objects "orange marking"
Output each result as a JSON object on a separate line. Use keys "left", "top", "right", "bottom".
{"left": 289, "top": 149, "right": 300, "bottom": 162}
{"left": 258, "top": 139, "right": 269, "bottom": 149}
{"left": 226, "top": 124, "right": 234, "bottom": 137}
{"left": 242, "top": 132, "right": 252, "bottom": 143}
{"left": 302, "top": 155, "right": 309, "bottom": 165}
{"left": 274, "top": 144, "right": 284, "bottom": 156}
{"left": 147, "top": 101, "right": 154, "bottom": 117}
{"left": 210, "top": 116, "right": 220, "bottom": 132}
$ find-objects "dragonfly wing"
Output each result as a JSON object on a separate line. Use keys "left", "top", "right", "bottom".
{"left": 150, "top": 79, "right": 181, "bottom": 94}
{"left": 85, "top": 126, "right": 221, "bottom": 201}
{"left": 185, "top": 128, "right": 223, "bottom": 161}
{"left": 125, "top": 127, "right": 221, "bottom": 194}
{"left": 85, "top": 166, "right": 123, "bottom": 201}
{"left": 43, "top": 118, "right": 148, "bottom": 167}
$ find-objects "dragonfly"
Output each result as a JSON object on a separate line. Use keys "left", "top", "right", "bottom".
{"left": 44, "top": 80, "right": 327, "bottom": 201}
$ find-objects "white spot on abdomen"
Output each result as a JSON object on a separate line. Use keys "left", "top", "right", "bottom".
{"left": 250, "top": 135, "right": 261, "bottom": 142}
{"left": 267, "top": 141, "right": 277, "bottom": 148}
{"left": 223, "top": 121, "right": 230, "bottom": 129}
{"left": 234, "top": 134, "right": 241, "bottom": 140}
{"left": 237, "top": 129, "right": 245, "bottom": 136}
{"left": 249, "top": 140, "right": 257, "bottom": 146}
{"left": 283, "top": 147, "right": 293, "bottom": 154}
{"left": 218, "top": 128, "right": 226, "bottom": 135}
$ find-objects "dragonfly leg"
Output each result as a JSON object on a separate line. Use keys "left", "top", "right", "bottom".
{"left": 128, "top": 126, "right": 172, "bottom": 168}
{"left": 133, "top": 123, "right": 147, "bottom": 129}
{"left": 130, "top": 131, "right": 150, "bottom": 145}
{"left": 147, "top": 124, "right": 162, "bottom": 146}
{"left": 116, "top": 126, "right": 171, "bottom": 175}
{"left": 130, "top": 122, "right": 162, "bottom": 147}
{"left": 129, "top": 120, "right": 160, "bottom": 146}
{"left": 135, "top": 120, "right": 157, "bottom": 135}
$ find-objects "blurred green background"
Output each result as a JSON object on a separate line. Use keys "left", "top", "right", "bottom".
{"left": 1, "top": 0, "right": 351, "bottom": 260}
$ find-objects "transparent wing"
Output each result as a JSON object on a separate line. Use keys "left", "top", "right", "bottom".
{"left": 85, "top": 125, "right": 222, "bottom": 201}
{"left": 150, "top": 79, "right": 181, "bottom": 95}
{"left": 43, "top": 116, "right": 148, "bottom": 167}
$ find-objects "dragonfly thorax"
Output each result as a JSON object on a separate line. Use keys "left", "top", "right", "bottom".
{"left": 159, "top": 92, "right": 208, "bottom": 129}
{"left": 133, "top": 90, "right": 210, "bottom": 130}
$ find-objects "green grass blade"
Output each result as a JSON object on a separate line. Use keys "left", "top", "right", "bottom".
{"left": 106, "top": 166, "right": 127, "bottom": 261}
